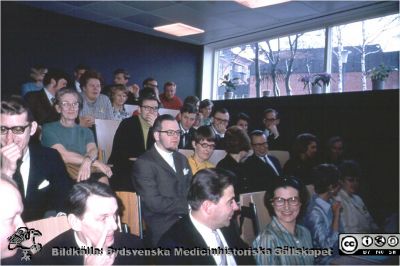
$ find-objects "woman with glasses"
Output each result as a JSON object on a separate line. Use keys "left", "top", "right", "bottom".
{"left": 253, "top": 177, "right": 313, "bottom": 265}
{"left": 188, "top": 126, "right": 216, "bottom": 174}
{"left": 41, "top": 87, "right": 112, "bottom": 184}
{"left": 304, "top": 164, "right": 342, "bottom": 264}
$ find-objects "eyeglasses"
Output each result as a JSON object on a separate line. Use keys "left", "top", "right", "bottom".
{"left": 60, "top": 102, "right": 79, "bottom": 109}
{"left": 141, "top": 105, "right": 159, "bottom": 112}
{"left": 271, "top": 197, "right": 300, "bottom": 207}
{"left": 1, "top": 124, "right": 31, "bottom": 135}
{"left": 265, "top": 118, "right": 278, "bottom": 122}
{"left": 197, "top": 142, "right": 216, "bottom": 149}
{"left": 214, "top": 117, "right": 229, "bottom": 124}
{"left": 159, "top": 130, "right": 181, "bottom": 136}
{"left": 252, "top": 142, "right": 268, "bottom": 147}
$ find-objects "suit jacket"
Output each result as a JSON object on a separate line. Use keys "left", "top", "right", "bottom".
{"left": 178, "top": 126, "right": 196, "bottom": 150}
{"left": 17, "top": 144, "right": 73, "bottom": 222}
{"left": 208, "top": 125, "right": 225, "bottom": 150}
{"left": 242, "top": 154, "right": 282, "bottom": 193}
{"left": 24, "top": 89, "right": 59, "bottom": 125}
{"left": 32, "top": 229, "right": 146, "bottom": 265}
{"left": 108, "top": 115, "right": 154, "bottom": 191}
{"left": 158, "top": 215, "right": 255, "bottom": 265}
{"left": 132, "top": 146, "right": 192, "bottom": 246}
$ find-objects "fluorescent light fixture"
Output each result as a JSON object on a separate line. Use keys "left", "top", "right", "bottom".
{"left": 235, "top": 0, "right": 291, "bottom": 9}
{"left": 154, "top": 23, "right": 204, "bottom": 37}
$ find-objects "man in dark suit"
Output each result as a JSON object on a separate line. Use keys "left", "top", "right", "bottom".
{"left": 108, "top": 95, "right": 159, "bottom": 191}
{"left": 243, "top": 130, "right": 282, "bottom": 193}
{"left": 1, "top": 96, "right": 73, "bottom": 222}
{"left": 24, "top": 68, "right": 69, "bottom": 125}
{"left": 33, "top": 181, "right": 146, "bottom": 265}
{"left": 209, "top": 107, "right": 230, "bottom": 150}
{"left": 132, "top": 114, "right": 192, "bottom": 247}
{"left": 178, "top": 103, "right": 196, "bottom": 150}
{"left": 262, "top": 108, "right": 289, "bottom": 150}
{"left": 158, "top": 168, "right": 255, "bottom": 265}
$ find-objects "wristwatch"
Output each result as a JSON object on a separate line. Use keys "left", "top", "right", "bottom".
{"left": 85, "top": 155, "right": 97, "bottom": 164}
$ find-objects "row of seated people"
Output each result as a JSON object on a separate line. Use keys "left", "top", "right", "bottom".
{"left": 1, "top": 93, "right": 392, "bottom": 265}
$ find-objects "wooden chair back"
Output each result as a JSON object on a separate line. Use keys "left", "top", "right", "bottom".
{"left": 268, "top": 150, "right": 290, "bottom": 168}
{"left": 115, "top": 191, "right": 144, "bottom": 238}
{"left": 95, "top": 119, "right": 121, "bottom": 163}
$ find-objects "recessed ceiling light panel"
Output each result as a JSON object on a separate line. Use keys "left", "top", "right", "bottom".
{"left": 154, "top": 23, "right": 204, "bottom": 37}
{"left": 235, "top": 0, "right": 291, "bottom": 9}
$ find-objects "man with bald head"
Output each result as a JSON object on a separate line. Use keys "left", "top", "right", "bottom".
{"left": 0, "top": 175, "right": 27, "bottom": 264}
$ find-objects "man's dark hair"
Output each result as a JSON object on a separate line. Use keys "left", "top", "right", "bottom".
{"left": 138, "top": 94, "right": 160, "bottom": 107}
{"left": 153, "top": 114, "right": 176, "bottom": 132}
{"left": 211, "top": 107, "right": 229, "bottom": 117}
{"left": 188, "top": 168, "right": 234, "bottom": 211}
{"left": 184, "top": 96, "right": 200, "bottom": 107}
{"left": 263, "top": 108, "right": 279, "bottom": 118}
{"left": 193, "top": 125, "right": 216, "bottom": 143}
{"left": 249, "top": 130, "right": 266, "bottom": 144}
{"left": 163, "top": 81, "right": 176, "bottom": 90}
{"left": 79, "top": 70, "right": 103, "bottom": 89}
{"left": 312, "top": 164, "right": 340, "bottom": 194}
{"left": 199, "top": 99, "right": 213, "bottom": 109}
{"left": 74, "top": 64, "right": 89, "bottom": 72}
{"left": 180, "top": 103, "right": 196, "bottom": 114}
{"left": 292, "top": 133, "right": 318, "bottom": 158}
{"left": 224, "top": 126, "right": 251, "bottom": 154}
{"left": 338, "top": 160, "right": 361, "bottom": 180}
{"left": 66, "top": 181, "right": 117, "bottom": 218}
{"left": 264, "top": 176, "right": 309, "bottom": 218}
{"left": 1, "top": 95, "right": 34, "bottom": 123}
{"left": 43, "top": 68, "right": 70, "bottom": 87}
{"left": 55, "top": 87, "right": 83, "bottom": 110}
{"left": 234, "top": 112, "right": 250, "bottom": 124}
{"left": 142, "top": 77, "right": 157, "bottom": 87}
{"left": 113, "top": 68, "right": 130, "bottom": 80}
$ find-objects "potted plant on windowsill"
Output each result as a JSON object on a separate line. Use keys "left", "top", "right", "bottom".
{"left": 220, "top": 74, "right": 239, "bottom": 99}
{"left": 300, "top": 73, "right": 331, "bottom": 94}
{"left": 368, "top": 64, "right": 397, "bottom": 90}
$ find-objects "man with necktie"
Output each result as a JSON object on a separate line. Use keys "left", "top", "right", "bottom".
{"left": 158, "top": 168, "right": 255, "bottom": 265}
{"left": 1, "top": 96, "right": 72, "bottom": 222}
{"left": 178, "top": 103, "right": 197, "bottom": 150}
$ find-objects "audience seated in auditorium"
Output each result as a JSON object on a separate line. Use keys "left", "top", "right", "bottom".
{"left": 132, "top": 114, "right": 192, "bottom": 247}
{"left": 253, "top": 177, "right": 313, "bottom": 265}
{"left": 188, "top": 126, "right": 216, "bottom": 175}
{"left": 21, "top": 65, "right": 47, "bottom": 96}
{"left": 109, "top": 84, "right": 130, "bottom": 121}
{"left": 216, "top": 126, "right": 251, "bottom": 195}
{"left": 199, "top": 99, "right": 213, "bottom": 126}
{"left": 158, "top": 168, "right": 255, "bottom": 265}
{"left": 324, "top": 136, "right": 346, "bottom": 165}
{"left": 1, "top": 96, "right": 72, "bottom": 222}
{"left": 140, "top": 77, "right": 161, "bottom": 103}
{"left": 112, "top": 68, "right": 140, "bottom": 104}
{"left": 73, "top": 64, "right": 89, "bottom": 93}
{"left": 108, "top": 94, "right": 158, "bottom": 191}
{"left": 209, "top": 107, "right": 230, "bottom": 150}
{"left": 0, "top": 175, "right": 27, "bottom": 265}
{"left": 159, "top": 81, "right": 183, "bottom": 110}
{"left": 41, "top": 88, "right": 112, "bottom": 185}
{"left": 335, "top": 160, "right": 379, "bottom": 233}
{"left": 33, "top": 181, "right": 145, "bottom": 265}
{"left": 303, "top": 164, "right": 342, "bottom": 265}
{"left": 242, "top": 130, "right": 281, "bottom": 193}
{"left": 234, "top": 112, "right": 250, "bottom": 133}
{"left": 79, "top": 70, "right": 114, "bottom": 128}
{"left": 178, "top": 104, "right": 197, "bottom": 149}
{"left": 283, "top": 133, "right": 320, "bottom": 185}
{"left": 24, "top": 68, "right": 69, "bottom": 125}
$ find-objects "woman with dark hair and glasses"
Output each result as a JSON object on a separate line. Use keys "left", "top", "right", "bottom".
{"left": 41, "top": 87, "right": 112, "bottom": 184}
{"left": 253, "top": 177, "right": 313, "bottom": 265}
{"left": 188, "top": 126, "right": 216, "bottom": 174}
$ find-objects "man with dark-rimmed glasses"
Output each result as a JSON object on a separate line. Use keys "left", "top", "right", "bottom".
{"left": 209, "top": 107, "right": 230, "bottom": 150}
{"left": 1, "top": 96, "right": 72, "bottom": 222}
{"left": 108, "top": 94, "right": 159, "bottom": 191}
{"left": 132, "top": 114, "right": 192, "bottom": 247}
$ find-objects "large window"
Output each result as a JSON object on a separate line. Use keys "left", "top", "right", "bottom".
{"left": 212, "top": 13, "right": 399, "bottom": 100}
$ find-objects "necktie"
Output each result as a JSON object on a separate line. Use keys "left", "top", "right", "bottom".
{"left": 51, "top": 97, "right": 56, "bottom": 106}
{"left": 264, "top": 156, "right": 279, "bottom": 176}
{"left": 14, "top": 160, "right": 25, "bottom": 198}
{"left": 212, "top": 230, "right": 227, "bottom": 265}
{"left": 181, "top": 131, "right": 188, "bottom": 147}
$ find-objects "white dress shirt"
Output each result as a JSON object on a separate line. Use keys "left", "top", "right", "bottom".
{"left": 20, "top": 149, "right": 31, "bottom": 197}
{"left": 189, "top": 212, "right": 237, "bottom": 266}
{"left": 154, "top": 143, "right": 176, "bottom": 172}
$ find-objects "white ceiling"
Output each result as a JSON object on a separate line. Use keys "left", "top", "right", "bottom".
{"left": 23, "top": 1, "right": 384, "bottom": 45}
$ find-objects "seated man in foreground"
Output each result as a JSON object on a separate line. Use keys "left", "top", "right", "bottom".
{"left": 158, "top": 168, "right": 255, "bottom": 265}
{"left": 33, "top": 181, "right": 145, "bottom": 265}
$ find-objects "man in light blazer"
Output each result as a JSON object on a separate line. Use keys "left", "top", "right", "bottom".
{"left": 1, "top": 96, "right": 72, "bottom": 222}
{"left": 132, "top": 114, "right": 192, "bottom": 247}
